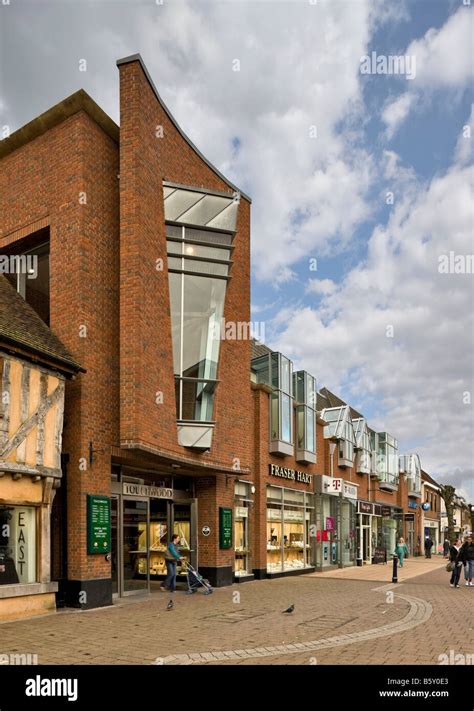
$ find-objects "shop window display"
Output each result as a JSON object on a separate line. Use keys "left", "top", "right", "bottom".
{"left": 0, "top": 505, "right": 37, "bottom": 585}
{"left": 266, "top": 487, "right": 313, "bottom": 573}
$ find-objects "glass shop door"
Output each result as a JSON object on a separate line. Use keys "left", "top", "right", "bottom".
{"left": 122, "top": 498, "right": 149, "bottom": 595}
{"left": 171, "top": 502, "right": 197, "bottom": 575}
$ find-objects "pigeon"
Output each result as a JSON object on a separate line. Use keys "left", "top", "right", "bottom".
{"left": 167, "top": 599, "right": 174, "bottom": 611}
{"left": 282, "top": 604, "right": 295, "bottom": 614}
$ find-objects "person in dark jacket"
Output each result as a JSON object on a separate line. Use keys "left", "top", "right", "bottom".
{"left": 424, "top": 536, "right": 434, "bottom": 558}
{"left": 458, "top": 535, "right": 474, "bottom": 586}
{"left": 449, "top": 539, "right": 463, "bottom": 588}
{"left": 160, "top": 534, "right": 182, "bottom": 593}
{"left": 443, "top": 538, "right": 450, "bottom": 558}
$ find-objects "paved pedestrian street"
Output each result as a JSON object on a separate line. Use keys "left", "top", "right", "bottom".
{"left": 0, "top": 559, "right": 472, "bottom": 666}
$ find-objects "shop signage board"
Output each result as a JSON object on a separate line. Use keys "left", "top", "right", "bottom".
{"left": 408, "top": 500, "right": 418, "bottom": 509}
{"left": 219, "top": 507, "right": 233, "bottom": 549}
{"left": 404, "top": 513, "right": 415, "bottom": 521}
{"left": 381, "top": 506, "right": 391, "bottom": 517}
{"left": 268, "top": 464, "right": 312, "bottom": 485}
{"left": 326, "top": 478, "right": 343, "bottom": 494}
{"left": 373, "top": 547, "right": 387, "bottom": 564}
{"left": 343, "top": 483, "right": 358, "bottom": 500}
{"left": 122, "top": 483, "right": 173, "bottom": 499}
{"left": 358, "top": 501, "right": 374, "bottom": 515}
{"left": 87, "top": 495, "right": 111, "bottom": 554}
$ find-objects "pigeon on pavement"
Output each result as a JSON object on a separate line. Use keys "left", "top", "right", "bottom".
{"left": 167, "top": 599, "right": 174, "bottom": 611}
{"left": 282, "top": 604, "right": 295, "bottom": 614}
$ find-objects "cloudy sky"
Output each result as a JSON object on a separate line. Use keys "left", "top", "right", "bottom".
{"left": 1, "top": 0, "right": 472, "bottom": 500}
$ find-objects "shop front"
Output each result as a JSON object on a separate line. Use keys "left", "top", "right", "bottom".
{"left": 314, "top": 476, "right": 357, "bottom": 569}
{"left": 234, "top": 480, "right": 254, "bottom": 581}
{"left": 266, "top": 485, "right": 314, "bottom": 576}
{"left": 356, "top": 500, "right": 383, "bottom": 564}
{"left": 110, "top": 472, "right": 197, "bottom": 596}
{"left": 379, "top": 505, "right": 404, "bottom": 557}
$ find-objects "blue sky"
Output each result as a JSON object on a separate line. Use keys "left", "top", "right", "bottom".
{"left": 0, "top": 0, "right": 472, "bottom": 498}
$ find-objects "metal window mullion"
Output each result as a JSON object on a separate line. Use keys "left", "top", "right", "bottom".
{"left": 179, "top": 227, "right": 185, "bottom": 420}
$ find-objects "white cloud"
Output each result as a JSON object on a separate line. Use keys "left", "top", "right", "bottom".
{"left": 272, "top": 158, "right": 474, "bottom": 493}
{"left": 381, "top": 93, "right": 414, "bottom": 139}
{"left": 306, "top": 278, "right": 337, "bottom": 296}
{"left": 381, "top": 7, "right": 473, "bottom": 138}
{"left": 406, "top": 6, "right": 472, "bottom": 88}
{"left": 454, "top": 104, "right": 474, "bottom": 165}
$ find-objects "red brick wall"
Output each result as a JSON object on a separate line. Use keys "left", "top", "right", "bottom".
{"left": 118, "top": 59, "right": 253, "bottom": 474}
{"left": 0, "top": 111, "right": 120, "bottom": 581}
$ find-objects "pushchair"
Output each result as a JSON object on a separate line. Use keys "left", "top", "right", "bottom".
{"left": 184, "top": 561, "right": 213, "bottom": 595}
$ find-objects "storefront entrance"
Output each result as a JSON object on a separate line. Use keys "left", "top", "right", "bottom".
{"left": 111, "top": 484, "right": 196, "bottom": 597}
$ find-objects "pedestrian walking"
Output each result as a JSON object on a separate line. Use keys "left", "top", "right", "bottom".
{"left": 394, "top": 537, "right": 409, "bottom": 567}
{"left": 424, "top": 536, "right": 434, "bottom": 559}
{"left": 458, "top": 535, "right": 474, "bottom": 587}
{"left": 448, "top": 539, "right": 463, "bottom": 588}
{"left": 443, "top": 538, "right": 450, "bottom": 558}
{"left": 160, "top": 534, "right": 183, "bottom": 593}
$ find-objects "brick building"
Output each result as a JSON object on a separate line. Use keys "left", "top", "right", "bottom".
{"left": 0, "top": 54, "right": 253, "bottom": 613}
{"left": 1, "top": 54, "right": 445, "bottom": 620}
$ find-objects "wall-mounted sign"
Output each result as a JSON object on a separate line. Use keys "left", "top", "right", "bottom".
{"left": 404, "top": 513, "right": 415, "bottom": 521}
{"left": 358, "top": 501, "right": 374, "bottom": 515}
{"left": 268, "top": 464, "right": 313, "bottom": 485}
{"left": 326, "top": 478, "right": 343, "bottom": 494}
{"left": 326, "top": 516, "right": 335, "bottom": 531}
{"left": 123, "top": 483, "right": 173, "bottom": 499}
{"left": 343, "top": 483, "right": 358, "bottom": 500}
{"left": 202, "top": 526, "right": 211, "bottom": 537}
{"left": 87, "top": 495, "right": 111, "bottom": 554}
{"left": 421, "top": 503, "right": 430, "bottom": 511}
{"left": 381, "top": 506, "right": 391, "bottom": 517}
{"left": 408, "top": 500, "right": 418, "bottom": 509}
{"left": 219, "top": 507, "right": 233, "bottom": 549}
{"left": 235, "top": 507, "right": 248, "bottom": 518}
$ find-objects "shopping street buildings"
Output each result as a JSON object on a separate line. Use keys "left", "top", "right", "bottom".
{"left": 0, "top": 54, "right": 461, "bottom": 620}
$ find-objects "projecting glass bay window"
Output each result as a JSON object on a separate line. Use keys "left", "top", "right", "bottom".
{"left": 252, "top": 352, "right": 294, "bottom": 455}
{"left": 294, "top": 371, "right": 317, "bottom": 463}
{"left": 167, "top": 224, "right": 233, "bottom": 422}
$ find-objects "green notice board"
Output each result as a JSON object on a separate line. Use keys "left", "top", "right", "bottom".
{"left": 87, "top": 495, "right": 111, "bottom": 554}
{"left": 219, "top": 507, "right": 233, "bottom": 549}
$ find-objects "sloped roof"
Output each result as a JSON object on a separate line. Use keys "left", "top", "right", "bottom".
{"left": 0, "top": 276, "right": 83, "bottom": 375}
{"left": 250, "top": 339, "right": 273, "bottom": 360}
{"left": 421, "top": 469, "right": 442, "bottom": 489}
{"left": 0, "top": 89, "right": 118, "bottom": 161}
{"left": 319, "top": 386, "right": 364, "bottom": 420}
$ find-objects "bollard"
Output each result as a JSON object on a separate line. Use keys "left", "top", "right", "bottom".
{"left": 392, "top": 554, "right": 398, "bottom": 583}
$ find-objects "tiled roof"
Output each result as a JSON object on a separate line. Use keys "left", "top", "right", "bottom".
{"left": 319, "top": 386, "right": 363, "bottom": 419}
{"left": 250, "top": 339, "right": 273, "bottom": 360}
{"left": 0, "top": 276, "right": 83, "bottom": 374}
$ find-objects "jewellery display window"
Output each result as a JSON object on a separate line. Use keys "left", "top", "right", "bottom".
{"left": 149, "top": 499, "right": 168, "bottom": 577}
{"left": 234, "top": 506, "right": 249, "bottom": 576}
{"left": 266, "top": 486, "right": 313, "bottom": 572}
{"left": 173, "top": 505, "right": 192, "bottom": 574}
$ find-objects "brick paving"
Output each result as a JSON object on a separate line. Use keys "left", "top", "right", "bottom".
{"left": 0, "top": 561, "right": 472, "bottom": 666}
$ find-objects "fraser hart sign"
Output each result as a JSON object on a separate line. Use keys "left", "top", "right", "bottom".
{"left": 269, "top": 464, "right": 313, "bottom": 485}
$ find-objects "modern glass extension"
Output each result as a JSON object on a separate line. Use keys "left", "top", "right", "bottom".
{"left": 321, "top": 406, "right": 356, "bottom": 467}
{"left": 400, "top": 454, "right": 422, "bottom": 497}
{"left": 375, "top": 432, "right": 399, "bottom": 489}
{"left": 252, "top": 352, "right": 294, "bottom": 455}
{"left": 167, "top": 223, "right": 233, "bottom": 424}
{"left": 353, "top": 418, "right": 372, "bottom": 474}
{"left": 294, "top": 371, "right": 317, "bottom": 463}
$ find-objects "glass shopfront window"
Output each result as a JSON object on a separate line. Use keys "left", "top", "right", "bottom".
{"left": 315, "top": 494, "right": 356, "bottom": 568}
{"left": 234, "top": 481, "right": 252, "bottom": 577}
{"left": 0, "top": 505, "right": 37, "bottom": 585}
{"left": 266, "top": 486, "right": 313, "bottom": 573}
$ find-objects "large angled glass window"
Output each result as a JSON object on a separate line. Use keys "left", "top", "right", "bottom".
{"left": 294, "top": 371, "right": 317, "bottom": 463}
{"left": 252, "top": 351, "right": 294, "bottom": 455}
{"left": 321, "top": 405, "right": 355, "bottom": 467}
{"left": 168, "top": 224, "right": 233, "bottom": 422}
